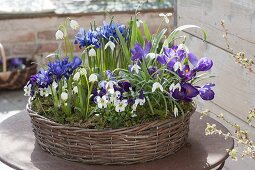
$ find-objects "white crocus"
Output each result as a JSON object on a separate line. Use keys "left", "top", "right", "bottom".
{"left": 131, "top": 63, "right": 141, "bottom": 74}
{"left": 115, "top": 100, "right": 128, "bottom": 112}
{"left": 173, "top": 61, "right": 182, "bottom": 71}
{"left": 159, "top": 13, "right": 172, "bottom": 24}
{"left": 174, "top": 106, "right": 178, "bottom": 117}
{"left": 104, "top": 41, "right": 115, "bottom": 52}
{"left": 89, "top": 74, "right": 98, "bottom": 82}
{"left": 169, "top": 83, "right": 181, "bottom": 92}
{"left": 70, "top": 19, "right": 79, "bottom": 30}
{"left": 152, "top": 82, "right": 164, "bottom": 93}
{"left": 61, "top": 92, "right": 68, "bottom": 101}
{"left": 89, "top": 48, "right": 96, "bottom": 57}
{"left": 136, "top": 19, "right": 143, "bottom": 27}
{"left": 73, "top": 86, "right": 78, "bottom": 94}
{"left": 95, "top": 95, "right": 108, "bottom": 109}
{"left": 79, "top": 68, "right": 87, "bottom": 76}
{"left": 73, "top": 72, "right": 80, "bottom": 81}
{"left": 55, "top": 30, "right": 64, "bottom": 40}
{"left": 110, "top": 91, "right": 121, "bottom": 103}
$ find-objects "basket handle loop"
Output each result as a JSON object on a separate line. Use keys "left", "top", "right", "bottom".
{"left": 0, "top": 43, "right": 7, "bottom": 72}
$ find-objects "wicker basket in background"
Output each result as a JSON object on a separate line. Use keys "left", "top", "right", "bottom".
{"left": 27, "top": 100, "right": 195, "bottom": 165}
{"left": 0, "top": 43, "right": 37, "bottom": 90}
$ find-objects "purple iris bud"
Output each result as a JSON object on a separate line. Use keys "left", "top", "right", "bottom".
{"left": 131, "top": 42, "right": 151, "bottom": 61}
{"left": 148, "top": 66, "right": 157, "bottom": 75}
{"left": 10, "top": 58, "right": 23, "bottom": 66}
{"left": 199, "top": 83, "right": 215, "bottom": 100}
{"left": 172, "top": 83, "right": 199, "bottom": 101}
{"left": 188, "top": 52, "right": 198, "bottom": 66}
{"left": 195, "top": 57, "right": 213, "bottom": 71}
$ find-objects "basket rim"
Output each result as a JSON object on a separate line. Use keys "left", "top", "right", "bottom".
{"left": 27, "top": 98, "right": 196, "bottom": 133}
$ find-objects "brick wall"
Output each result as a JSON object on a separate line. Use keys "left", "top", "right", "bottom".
{"left": 0, "top": 10, "right": 173, "bottom": 63}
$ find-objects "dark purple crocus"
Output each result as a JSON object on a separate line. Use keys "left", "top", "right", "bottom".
{"left": 131, "top": 42, "right": 151, "bottom": 61}
{"left": 172, "top": 83, "right": 199, "bottom": 101}
{"left": 198, "top": 83, "right": 215, "bottom": 100}
{"left": 178, "top": 65, "right": 196, "bottom": 82}
{"left": 195, "top": 57, "right": 213, "bottom": 72}
{"left": 188, "top": 52, "right": 198, "bottom": 66}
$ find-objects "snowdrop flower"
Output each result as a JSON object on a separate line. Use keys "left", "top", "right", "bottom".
{"left": 89, "top": 73, "right": 98, "bottom": 82}
{"left": 52, "top": 81, "right": 58, "bottom": 89}
{"left": 174, "top": 106, "right": 178, "bottom": 117}
{"left": 89, "top": 48, "right": 96, "bottom": 57}
{"left": 159, "top": 13, "right": 172, "bottom": 24}
{"left": 146, "top": 53, "right": 158, "bottom": 60}
{"left": 73, "top": 72, "right": 80, "bottom": 81}
{"left": 169, "top": 83, "right": 181, "bottom": 92}
{"left": 79, "top": 68, "right": 87, "bottom": 75}
{"left": 110, "top": 91, "right": 121, "bottom": 103}
{"left": 132, "top": 103, "right": 138, "bottom": 112}
{"left": 61, "top": 92, "right": 68, "bottom": 101}
{"left": 104, "top": 41, "right": 115, "bottom": 52}
{"left": 55, "top": 30, "right": 64, "bottom": 40}
{"left": 73, "top": 86, "right": 78, "bottom": 94}
{"left": 136, "top": 19, "right": 143, "bottom": 27}
{"left": 131, "top": 113, "right": 137, "bottom": 118}
{"left": 131, "top": 63, "right": 141, "bottom": 74}
{"left": 115, "top": 100, "right": 128, "bottom": 112}
{"left": 24, "top": 84, "right": 32, "bottom": 96}
{"left": 152, "top": 82, "right": 164, "bottom": 92}
{"left": 95, "top": 95, "right": 108, "bottom": 109}
{"left": 173, "top": 61, "right": 182, "bottom": 71}
{"left": 70, "top": 19, "right": 79, "bottom": 30}
{"left": 39, "top": 87, "right": 51, "bottom": 97}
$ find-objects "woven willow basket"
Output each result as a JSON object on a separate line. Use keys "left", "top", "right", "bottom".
{"left": 27, "top": 100, "right": 195, "bottom": 165}
{"left": 0, "top": 43, "right": 37, "bottom": 90}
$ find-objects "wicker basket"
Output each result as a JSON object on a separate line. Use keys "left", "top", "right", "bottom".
{"left": 27, "top": 101, "right": 195, "bottom": 165}
{"left": 0, "top": 43, "right": 37, "bottom": 90}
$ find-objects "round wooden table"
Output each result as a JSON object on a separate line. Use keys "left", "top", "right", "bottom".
{"left": 0, "top": 111, "right": 234, "bottom": 170}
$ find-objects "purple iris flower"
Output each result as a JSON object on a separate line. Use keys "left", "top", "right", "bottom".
{"left": 118, "top": 81, "right": 131, "bottom": 92}
{"left": 74, "top": 28, "right": 100, "bottom": 48}
{"left": 105, "top": 70, "right": 115, "bottom": 80}
{"left": 127, "top": 98, "right": 135, "bottom": 105}
{"left": 195, "top": 57, "right": 213, "bottom": 72}
{"left": 198, "top": 83, "right": 215, "bottom": 100}
{"left": 32, "top": 69, "right": 53, "bottom": 88}
{"left": 10, "top": 58, "right": 23, "bottom": 66}
{"left": 138, "top": 90, "right": 145, "bottom": 99}
{"left": 172, "top": 83, "right": 199, "bottom": 102}
{"left": 131, "top": 42, "right": 152, "bottom": 61}
{"left": 148, "top": 66, "right": 157, "bottom": 75}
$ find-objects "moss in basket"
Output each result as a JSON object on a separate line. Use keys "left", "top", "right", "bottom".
{"left": 25, "top": 13, "right": 215, "bottom": 130}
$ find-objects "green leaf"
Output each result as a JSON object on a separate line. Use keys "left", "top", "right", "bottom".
{"left": 161, "top": 25, "right": 207, "bottom": 53}
{"left": 152, "top": 28, "right": 167, "bottom": 53}
{"left": 137, "top": 29, "right": 144, "bottom": 46}
{"left": 130, "top": 19, "right": 137, "bottom": 48}
{"left": 143, "top": 21, "right": 152, "bottom": 41}
{"left": 115, "top": 25, "right": 130, "bottom": 63}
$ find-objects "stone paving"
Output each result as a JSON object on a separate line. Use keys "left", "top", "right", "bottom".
{"left": 0, "top": 90, "right": 255, "bottom": 170}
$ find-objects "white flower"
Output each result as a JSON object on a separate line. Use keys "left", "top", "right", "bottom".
{"left": 135, "top": 98, "right": 146, "bottom": 106}
{"left": 38, "top": 87, "right": 51, "bottom": 97}
{"left": 131, "top": 113, "right": 137, "bottom": 118}
{"left": 89, "top": 48, "right": 96, "bottom": 57}
{"left": 73, "top": 72, "right": 80, "bottom": 81}
{"left": 136, "top": 19, "right": 143, "bottom": 27}
{"left": 104, "top": 41, "right": 115, "bottom": 52}
{"left": 55, "top": 30, "right": 64, "bottom": 40}
{"left": 131, "top": 63, "right": 141, "bottom": 74}
{"left": 110, "top": 91, "right": 121, "bottom": 103}
{"left": 169, "top": 83, "right": 181, "bottom": 92}
{"left": 132, "top": 103, "right": 138, "bottom": 112}
{"left": 70, "top": 19, "right": 79, "bottom": 30}
{"left": 152, "top": 82, "right": 164, "bottom": 92}
{"left": 73, "top": 86, "right": 78, "bottom": 94}
{"left": 115, "top": 100, "right": 128, "bottom": 112}
{"left": 95, "top": 95, "right": 108, "bottom": 109}
{"left": 173, "top": 61, "right": 182, "bottom": 71}
{"left": 106, "top": 81, "right": 115, "bottom": 94}
{"left": 146, "top": 53, "right": 158, "bottom": 60}
{"left": 159, "top": 13, "right": 172, "bottom": 24}
{"left": 174, "top": 106, "right": 178, "bottom": 117}
{"left": 89, "top": 74, "right": 98, "bottom": 82}
{"left": 61, "top": 92, "right": 68, "bottom": 101}
{"left": 24, "top": 83, "right": 32, "bottom": 96}
{"left": 52, "top": 81, "right": 58, "bottom": 89}
{"left": 79, "top": 68, "right": 87, "bottom": 75}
